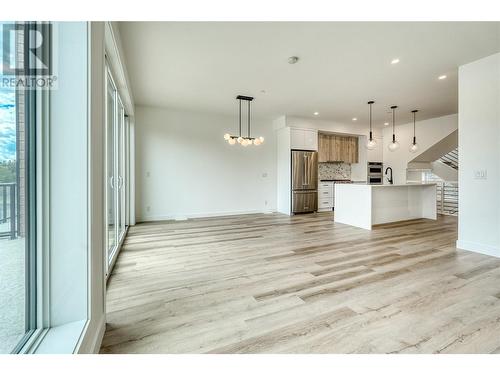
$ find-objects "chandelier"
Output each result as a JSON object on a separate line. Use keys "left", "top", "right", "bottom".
{"left": 224, "top": 95, "right": 264, "bottom": 146}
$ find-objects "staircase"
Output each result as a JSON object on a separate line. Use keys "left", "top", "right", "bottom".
{"left": 407, "top": 131, "right": 458, "bottom": 182}
{"left": 422, "top": 171, "right": 458, "bottom": 216}
{"left": 438, "top": 148, "right": 458, "bottom": 170}
{"left": 405, "top": 131, "right": 459, "bottom": 217}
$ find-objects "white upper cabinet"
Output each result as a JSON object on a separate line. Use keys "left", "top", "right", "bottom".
{"left": 304, "top": 130, "right": 318, "bottom": 150}
{"left": 290, "top": 128, "right": 318, "bottom": 151}
{"left": 290, "top": 128, "right": 304, "bottom": 149}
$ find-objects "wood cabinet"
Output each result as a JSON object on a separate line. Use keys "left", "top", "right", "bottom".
{"left": 317, "top": 133, "right": 359, "bottom": 163}
{"left": 318, "top": 133, "right": 330, "bottom": 162}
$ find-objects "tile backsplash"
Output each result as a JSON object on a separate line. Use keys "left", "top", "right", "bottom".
{"left": 318, "top": 162, "right": 351, "bottom": 180}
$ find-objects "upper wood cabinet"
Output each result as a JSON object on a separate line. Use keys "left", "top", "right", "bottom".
{"left": 318, "top": 133, "right": 330, "bottom": 162}
{"left": 317, "top": 133, "right": 359, "bottom": 163}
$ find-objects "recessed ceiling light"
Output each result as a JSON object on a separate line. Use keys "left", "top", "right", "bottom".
{"left": 352, "top": 118, "right": 357, "bottom": 121}
{"left": 391, "top": 58, "right": 400, "bottom": 64}
{"left": 438, "top": 75, "right": 447, "bottom": 80}
{"left": 313, "top": 112, "right": 319, "bottom": 116}
{"left": 384, "top": 122, "right": 389, "bottom": 126}
{"left": 288, "top": 56, "right": 299, "bottom": 64}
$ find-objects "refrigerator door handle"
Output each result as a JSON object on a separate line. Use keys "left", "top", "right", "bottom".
{"left": 306, "top": 156, "right": 311, "bottom": 188}
{"left": 304, "top": 153, "right": 310, "bottom": 186}
{"left": 303, "top": 154, "right": 307, "bottom": 185}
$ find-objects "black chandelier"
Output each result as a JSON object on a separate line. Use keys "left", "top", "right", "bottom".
{"left": 409, "top": 109, "right": 419, "bottom": 153}
{"left": 365, "top": 100, "right": 377, "bottom": 150}
{"left": 224, "top": 95, "right": 264, "bottom": 146}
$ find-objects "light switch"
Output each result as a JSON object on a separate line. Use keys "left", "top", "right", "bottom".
{"left": 474, "top": 169, "right": 487, "bottom": 180}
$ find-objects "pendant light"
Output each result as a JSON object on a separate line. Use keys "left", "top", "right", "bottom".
{"left": 365, "top": 100, "right": 377, "bottom": 150}
{"left": 387, "top": 105, "right": 400, "bottom": 152}
{"left": 409, "top": 109, "right": 419, "bottom": 153}
{"left": 224, "top": 95, "right": 264, "bottom": 146}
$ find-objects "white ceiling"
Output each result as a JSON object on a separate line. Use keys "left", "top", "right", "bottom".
{"left": 119, "top": 22, "right": 500, "bottom": 127}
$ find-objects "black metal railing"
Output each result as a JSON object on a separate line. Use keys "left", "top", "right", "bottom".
{"left": 439, "top": 148, "right": 458, "bottom": 170}
{"left": 0, "top": 182, "right": 17, "bottom": 239}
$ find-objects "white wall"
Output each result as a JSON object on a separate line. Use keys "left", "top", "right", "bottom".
{"left": 71, "top": 22, "right": 106, "bottom": 353}
{"left": 78, "top": 22, "right": 106, "bottom": 354}
{"left": 352, "top": 134, "right": 384, "bottom": 181}
{"left": 457, "top": 53, "right": 500, "bottom": 257}
{"left": 135, "top": 106, "right": 277, "bottom": 221}
{"left": 382, "top": 114, "right": 458, "bottom": 184}
{"left": 276, "top": 127, "right": 291, "bottom": 215}
{"left": 77, "top": 21, "right": 135, "bottom": 354}
{"left": 282, "top": 116, "right": 379, "bottom": 137}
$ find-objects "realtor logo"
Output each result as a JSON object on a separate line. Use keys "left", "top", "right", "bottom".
{"left": 1, "top": 22, "right": 56, "bottom": 89}
{"left": 2, "top": 23, "right": 52, "bottom": 75}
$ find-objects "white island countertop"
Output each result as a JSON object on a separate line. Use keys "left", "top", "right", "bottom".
{"left": 334, "top": 183, "right": 437, "bottom": 230}
{"left": 352, "top": 182, "right": 437, "bottom": 187}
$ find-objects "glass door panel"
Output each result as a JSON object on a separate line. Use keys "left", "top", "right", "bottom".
{"left": 106, "top": 65, "right": 129, "bottom": 270}
{"left": 117, "top": 98, "right": 125, "bottom": 242}
{"left": 106, "top": 73, "right": 117, "bottom": 263}
{"left": 0, "top": 22, "right": 36, "bottom": 352}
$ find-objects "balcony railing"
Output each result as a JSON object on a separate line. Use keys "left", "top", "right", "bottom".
{"left": 0, "top": 183, "right": 17, "bottom": 240}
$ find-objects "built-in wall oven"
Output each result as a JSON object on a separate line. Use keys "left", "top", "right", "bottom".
{"left": 367, "top": 162, "right": 383, "bottom": 184}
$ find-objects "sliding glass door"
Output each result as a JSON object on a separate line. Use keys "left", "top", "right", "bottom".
{"left": 106, "top": 73, "right": 117, "bottom": 260}
{"left": 117, "top": 97, "right": 126, "bottom": 243}
{"left": 105, "top": 66, "right": 128, "bottom": 270}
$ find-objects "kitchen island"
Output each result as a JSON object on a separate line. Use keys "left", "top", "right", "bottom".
{"left": 334, "top": 183, "right": 437, "bottom": 230}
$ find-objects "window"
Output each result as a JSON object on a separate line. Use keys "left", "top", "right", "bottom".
{"left": 1, "top": 21, "right": 126, "bottom": 354}
{"left": 1, "top": 20, "right": 93, "bottom": 355}
{"left": 0, "top": 22, "right": 38, "bottom": 353}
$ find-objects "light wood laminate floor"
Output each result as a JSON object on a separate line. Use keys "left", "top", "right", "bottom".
{"left": 100, "top": 212, "right": 500, "bottom": 354}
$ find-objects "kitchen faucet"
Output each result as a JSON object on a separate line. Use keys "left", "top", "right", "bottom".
{"left": 385, "top": 167, "right": 393, "bottom": 184}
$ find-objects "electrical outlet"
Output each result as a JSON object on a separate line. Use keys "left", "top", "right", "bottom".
{"left": 146, "top": 206, "right": 151, "bottom": 212}
{"left": 146, "top": 171, "right": 151, "bottom": 178}
{"left": 265, "top": 200, "right": 268, "bottom": 206}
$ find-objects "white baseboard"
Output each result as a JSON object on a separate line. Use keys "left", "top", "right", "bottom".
{"left": 91, "top": 316, "right": 106, "bottom": 354}
{"left": 456, "top": 240, "right": 500, "bottom": 258}
{"left": 75, "top": 314, "right": 106, "bottom": 354}
{"left": 138, "top": 209, "right": 276, "bottom": 222}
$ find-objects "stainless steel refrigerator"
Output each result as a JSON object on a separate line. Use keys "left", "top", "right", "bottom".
{"left": 291, "top": 150, "right": 318, "bottom": 213}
